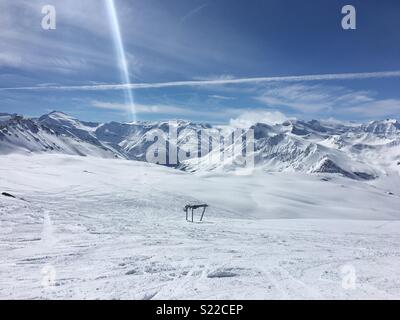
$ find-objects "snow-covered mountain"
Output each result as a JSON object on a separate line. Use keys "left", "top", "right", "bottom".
{"left": 1, "top": 111, "right": 400, "bottom": 179}
{"left": 0, "top": 112, "right": 119, "bottom": 158}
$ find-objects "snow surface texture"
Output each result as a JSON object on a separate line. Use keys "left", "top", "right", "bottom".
{"left": 1, "top": 154, "right": 400, "bottom": 299}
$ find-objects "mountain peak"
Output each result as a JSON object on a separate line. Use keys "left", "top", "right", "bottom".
{"left": 39, "top": 111, "right": 78, "bottom": 124}
{"left": 47, "top": 110, "right": 73, "bottom": 118}
{"left": 363, "top": 119, "right": 400, "bottom": 135}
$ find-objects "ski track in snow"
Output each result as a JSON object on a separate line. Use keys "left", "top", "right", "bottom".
{"left": 1, "top": 154, "right": 400, "bottom": 299}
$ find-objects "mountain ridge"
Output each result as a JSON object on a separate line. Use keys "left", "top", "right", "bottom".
{"left": 1, "top": 111, "right": 400, "bottom": 179}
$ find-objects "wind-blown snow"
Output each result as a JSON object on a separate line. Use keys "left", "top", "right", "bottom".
{"left": 1, "top": 154, "right": 400, "bottom": 299}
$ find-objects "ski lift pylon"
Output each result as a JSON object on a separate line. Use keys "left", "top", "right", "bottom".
{"left": 184, "top": 204, "right": 209, "bottom": 222}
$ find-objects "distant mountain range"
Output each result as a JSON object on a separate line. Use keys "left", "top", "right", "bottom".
{"left": 1, "top": 111, "right": 400, "bottom": 179}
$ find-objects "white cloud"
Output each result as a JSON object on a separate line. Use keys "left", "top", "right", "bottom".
{"left": 346, "top": 99, "right": 400, "bottom": 117}
{"left": 0, "top": 0, "right": 139, "bottom": 75}
{"left": 90, "top": 100, "right": 288, "bottom": 124}
{"left": 256, "top": 83, "right": 381, "bottom": 113}
{"left": 91, "top": 100, "right": 192, "bottom": 115}
{"left": 90, "top": 100, "right": 242, "bottom": 119}
{"left": 208, "top": 94, "right": 236, "bottom": 100}
{"left": 230, "top": 110, "right": 290, "bottom": 128}
{"left": 0, "top": 53, "right": 23, "bottom": 68}
{"left": 256, "top": 83, "right": 400, "bottom": 119}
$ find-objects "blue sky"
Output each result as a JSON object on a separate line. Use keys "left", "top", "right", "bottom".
{"left": 1, "top": 0, "right": 400, "bottom": 124}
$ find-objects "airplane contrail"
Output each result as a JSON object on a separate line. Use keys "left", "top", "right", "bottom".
{"left": 1, "top": 70, "right": 400, "bottom": 92}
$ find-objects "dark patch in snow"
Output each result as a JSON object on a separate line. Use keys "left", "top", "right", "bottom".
{"left": 2, "top": 192, "right": 16, "bottom": 198}
{"left": 321, "top": 177, "right": 332, "bottom": 182}
{"left": 353, "top": 172, "right": 376, "bottom": 180}
{"left": 207, "top": 268, "right": 241, "bottom": 278}
{"left": 126, "top": 268, "right": 142, "bottom": 275}
{"left": 312, "top": 158, "right": 353, "bottom": 178}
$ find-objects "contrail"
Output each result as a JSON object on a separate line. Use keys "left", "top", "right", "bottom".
{"left": 1, "top": 70, "right": 400, "bottom": 92}
{"left": 180, "top": 4, "right": 208, "bottom": 24}
{"left": 105, "top": 0, "right": 136, "bottom": 121}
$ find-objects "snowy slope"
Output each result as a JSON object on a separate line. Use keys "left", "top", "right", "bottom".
{"left": 1, "top": 154, "right": 400, "bottom": 299}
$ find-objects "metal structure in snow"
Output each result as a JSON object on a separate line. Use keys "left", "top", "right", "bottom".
{"left": 184, "top": 204, "right": 209, "bottom": 222}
